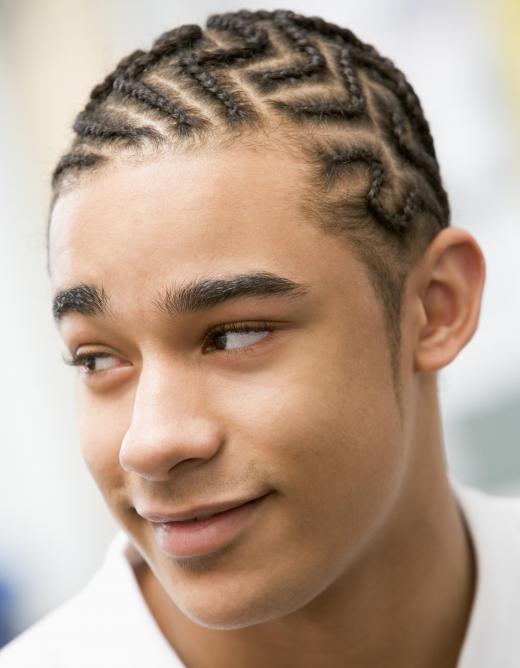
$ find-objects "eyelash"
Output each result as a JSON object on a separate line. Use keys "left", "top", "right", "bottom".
{"left": 62, "top": 321, "right": 275, "bottom": 374}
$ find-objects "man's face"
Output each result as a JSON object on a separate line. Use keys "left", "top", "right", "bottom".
{"left": 49, "top": 145, "right": 408, "bottom": 628}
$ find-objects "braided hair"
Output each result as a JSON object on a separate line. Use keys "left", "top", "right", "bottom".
{"left": 50, "top": 9, "right": 451, "bottom": 379}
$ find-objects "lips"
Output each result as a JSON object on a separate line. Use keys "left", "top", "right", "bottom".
{"left": 137, "top": 492, "right": 270, "bottom": 524}
{"left": 143, "top": 493, "right": 271, "bottom": 558}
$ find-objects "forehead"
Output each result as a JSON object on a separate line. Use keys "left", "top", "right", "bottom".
{"left": 48, "top": 146, "right": 370, "bottom": 305}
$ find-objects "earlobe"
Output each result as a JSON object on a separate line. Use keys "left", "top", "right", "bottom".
{"left": 413, "top": 228, "right": 486, "bottom": 373}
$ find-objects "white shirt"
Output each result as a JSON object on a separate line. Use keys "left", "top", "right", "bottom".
{"left": 1, "top": 477, "right": 520, "bottom": 667}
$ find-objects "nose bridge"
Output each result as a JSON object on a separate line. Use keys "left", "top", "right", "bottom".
{"left": 137, "top": 359, "right": 196, "bottom": 419}
{"left": 119, "top": 357, "right": 223, "bottom": 480}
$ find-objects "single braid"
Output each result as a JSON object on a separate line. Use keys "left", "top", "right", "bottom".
{"left": 111, "top": 78, "right": 204, "bottom": 135}
{"left": 73, "top": 111, "right": 162, "bottom": 146}
{"left": 193, "top": 44, "right": 268, "bottom": 67}
{"left": 82, "top": 49, "right": 146, "bottom": 116}
{"left": 336, "top": 47, "right": 366, "bottom": 114}
{"left": 270, "top": 95, "right": 367, "bottom": 121}
{"left": 52, "top": 151, "right": 106, "bottom": 188}
{"left": 177, "top": 54, "right": 257, "bottom": 123}
{"left": 285, "top": 12, "right": 367, "bottom": 50}
{"left": 322, "top": 146, "right": 422, "bottom": 233}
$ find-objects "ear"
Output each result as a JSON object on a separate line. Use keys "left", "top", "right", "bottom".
{"left": 411, "top": 227, "right": 486, "bottom": 373}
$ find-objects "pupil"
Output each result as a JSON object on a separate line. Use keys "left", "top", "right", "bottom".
{"left": 215, "top": 333, "right": 229, "bottom": 350}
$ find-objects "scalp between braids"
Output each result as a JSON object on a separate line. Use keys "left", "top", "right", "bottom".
{"left": 50, "top": 8, "right": 451, "bottom": 389}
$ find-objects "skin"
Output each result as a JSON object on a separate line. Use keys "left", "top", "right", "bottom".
{"left": 49, "top": 143, "right": 485, "bottom": 668}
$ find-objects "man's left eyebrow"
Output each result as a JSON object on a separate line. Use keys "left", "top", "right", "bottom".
{"left": 156, "top": 271, "right": 310, "bottom": 316}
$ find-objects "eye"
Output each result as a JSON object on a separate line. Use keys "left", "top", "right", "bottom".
{"left": 203, "top": 322, "right": 273, "bottom": 354}
{"left": 62, "top": 351, "right": 121, "bottom": 374}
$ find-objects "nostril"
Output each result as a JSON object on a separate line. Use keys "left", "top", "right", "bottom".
{"left": 167, "top": 457, "right": 204, "bottom": 474}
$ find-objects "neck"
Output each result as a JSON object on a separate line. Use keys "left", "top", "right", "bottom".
{"left": 137, "top": 379, "right": 476, "bottom": 668}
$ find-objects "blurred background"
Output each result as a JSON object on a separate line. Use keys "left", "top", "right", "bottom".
{"left": 0, "top": 0, "right": 518, "bottom": 647}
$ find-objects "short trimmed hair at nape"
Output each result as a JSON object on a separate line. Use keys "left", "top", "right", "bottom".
{"left": 50, "top": 9, "right": 451, "bottom": 392}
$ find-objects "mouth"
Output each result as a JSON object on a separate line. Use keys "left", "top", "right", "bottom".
{"left": 137, "top": 492, "right": 270, "bottom": 523}
{"left": 149, "top": 493, "right": 271, "bottom": 559}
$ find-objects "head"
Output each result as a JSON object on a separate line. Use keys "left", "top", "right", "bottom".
{"left": 48, "top": 10, "right": 484, "bottom": 629}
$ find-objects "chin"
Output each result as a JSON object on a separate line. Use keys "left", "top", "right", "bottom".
{"left": 163, "top": 563, "right": 321, "bottom": 631}
{"left": 175, "top": 595, "right": 292, "bottom": 631}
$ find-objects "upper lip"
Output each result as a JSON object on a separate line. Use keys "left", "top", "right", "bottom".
{"left": 137, "top": 492, "right": 270, "bottom": 523}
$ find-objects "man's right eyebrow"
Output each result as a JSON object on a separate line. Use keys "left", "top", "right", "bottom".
{"left": 53, "top": 284, "right": 108, "bottom": 322}
{"left": 52, "top": 272, "right": 311, "bottom": 323}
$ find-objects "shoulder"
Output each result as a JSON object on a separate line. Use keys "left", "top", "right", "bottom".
{"left": 0, "top": 532, "right": 178, "bottom": 668}
{"left": 451, "top": 478, "right": 520, "bottom": 668}
{"left": 0, "top": 570, "right": 106, "bottom": 666}
{"left": 0, "top": 533, "right": 126, "bottom": 667}
{"left": 451, "top": 476, "right": 520, "bottom": 550}
{"left": 452, "top": 476, "right": 520, "bottom": 521}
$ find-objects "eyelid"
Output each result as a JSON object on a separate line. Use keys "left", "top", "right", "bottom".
{"left": 62, "top": 350, "right": 112, "bottom": 364}
{"left": 204, "top": 320, "right": 274, "bottom": 337}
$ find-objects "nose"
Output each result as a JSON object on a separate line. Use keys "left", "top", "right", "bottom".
{"left": 119, "top": 360, "right": 224, "bottom": 481}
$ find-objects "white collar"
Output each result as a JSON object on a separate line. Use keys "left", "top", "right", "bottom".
{"left": 449, "top": 475, "right": 520, "bottom": 667}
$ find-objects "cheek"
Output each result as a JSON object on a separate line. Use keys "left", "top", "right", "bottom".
{"left": 285, "top": 387, "right": 399, "bottom": 510}
{"left": 77, "top": 389, "right": 130, "bottom": 498}
{"left": 159, "top": 360, "right": 405, "bottom": 629}
{"left": 226, "top": 331, "right": 404, "bottom": 544}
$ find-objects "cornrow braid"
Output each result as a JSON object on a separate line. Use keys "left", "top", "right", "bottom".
{"left": 246, "top": 10, "right": 327, "bottom": 92}
{"left": 110, "top": 77, "right": 204, "bottom": 135}
{"left": 82, "top": 24, "right": 204, "bottom": 117}
{"left": 270, "top": 94, "right": 366, "bottom": 121}
{"left": 269, "top": 44, "right": 367, "bottom": 121}
{"left": 124, "top": 25, "right": 204, "bottom": 80}
{"left": 381, "top": 105, "right": 448, "bottom": 221}
{"left": 321, "top": 145, "right": 423, "bottom": 233}
{"left": 52, "top": 151, "right": 107, "bottom": 187}
{"left": 205, "top": 11, "right": 270, "bottom": 47}
{"left": 287, "top": 13, "right": 367, "bottom": 49}
{"left": 177, "top": 53, "right": 258, "bottom": 124}
{"left": 81, "top": 49, "right": 146, "bottom": 117}
{"left": 336, "top": 46, "right": 366, "bottom": 114}
{"left": 73, "top": 110, "right": 162, "bottom": 146}
{"left": 50, "top": 9, "right": 451, "bottom": 380}
{"left": 350, "top": 46, "right": 437, "bottom": 160}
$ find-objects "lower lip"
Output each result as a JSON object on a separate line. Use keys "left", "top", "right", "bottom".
{"left": 154, "top": 495, "right": 269, "bottom": 558}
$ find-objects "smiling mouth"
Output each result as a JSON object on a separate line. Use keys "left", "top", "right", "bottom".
{"left": 151, "top": 493, "right": 270, "bottom": 558}
{"left": 137, "top": 492, "right": 270, "bottom": 524}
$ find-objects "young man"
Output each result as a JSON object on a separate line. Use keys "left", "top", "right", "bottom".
{"left": 2, "top": 9, "right": 519, "bottom": 668}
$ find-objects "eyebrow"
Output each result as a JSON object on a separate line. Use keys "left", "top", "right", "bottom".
{"left": 53, "top": 284, "right": 109, "bottom": 322}
{"left": 52, "top": 271, "right": 310, "bottom": 323}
